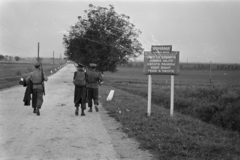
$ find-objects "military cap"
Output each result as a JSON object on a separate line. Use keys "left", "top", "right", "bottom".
{"left": 34, "top": 61, "right": 41, "bottom": 67}
{"left": 89, "top": 63, "right": 97, "bottom": 67}
{"left": 77, "top": 63, "right": 84, "bottom": 68}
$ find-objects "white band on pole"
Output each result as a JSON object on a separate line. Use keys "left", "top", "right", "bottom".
{"left": 147, "top": 75, "right": 152, "bottom": 116}
{"left": 170, "top": 75, "right": 174, "bottom": 116}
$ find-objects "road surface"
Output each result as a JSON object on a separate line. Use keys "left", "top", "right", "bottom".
{"left": 0, "top": 64, "right": 153, "bottom": 160}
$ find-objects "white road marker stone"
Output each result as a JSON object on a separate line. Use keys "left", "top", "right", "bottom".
{"left": 106, "top": 90, "right": 115, "bottom": 101}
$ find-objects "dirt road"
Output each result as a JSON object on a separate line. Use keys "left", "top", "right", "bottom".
{"left": 0, "top": 64, "right": 153, "bottom": 160}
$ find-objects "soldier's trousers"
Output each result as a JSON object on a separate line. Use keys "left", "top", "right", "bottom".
{"left": 32, "top": 89, "right": 44, "bottom": 109}
{"left": 87, "top": 88, "right": 99, "bottom": 108}
{"left": 75, "top": 99, "right": 86, "bottom": 109}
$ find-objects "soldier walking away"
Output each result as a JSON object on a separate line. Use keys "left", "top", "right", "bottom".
{"left": 87, "top": 63, "right": 103, "bottom": 112}
{"left": 26, "top": 61, "right": 48, "bottom": 116}
{"left": 73, "top": 63, "right": 87, "bottom": 116}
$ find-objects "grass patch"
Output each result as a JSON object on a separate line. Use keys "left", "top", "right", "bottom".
{"left": 100, "top": 85, "right": 240, "bottom": 160}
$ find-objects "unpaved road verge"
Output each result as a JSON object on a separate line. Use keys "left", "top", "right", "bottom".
{"left": 0, "top": 64, "right": 153, "bottom": 160}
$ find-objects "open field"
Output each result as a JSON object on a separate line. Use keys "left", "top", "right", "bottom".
{"left": 104, "top": 67, "right": 240, "bottom": 133}
{"left": 0, "top": 62, "right": 66, "bottom": 90}
{"left": 106, "top": 66, "right": 240, "bottom": 85}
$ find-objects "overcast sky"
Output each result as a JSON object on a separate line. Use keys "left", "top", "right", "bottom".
{"left": 0, "top": 0, "right": 240, "bottom": 63}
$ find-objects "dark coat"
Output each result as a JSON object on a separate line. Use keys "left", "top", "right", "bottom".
{"left": 22, "top": 79, "right": 32, "bottom": 106}
{"left": 22, "top": 80, "right": 37, "bottom": 108}
{"left": 73, "top": 71, "right": 87, "bottom": 104}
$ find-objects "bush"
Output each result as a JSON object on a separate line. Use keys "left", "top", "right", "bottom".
{"left": 220, "top": 103, "right": 240, "bottom": 132}
{"left": 221, "top": 90, "right": 239, "bottom": 104}
{"left": 195, "top": 104, "right": 220, "bottom": 123}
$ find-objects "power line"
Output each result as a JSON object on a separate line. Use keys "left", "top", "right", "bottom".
{"left": 0, "top": 40, "right": 32, "bottom": 54}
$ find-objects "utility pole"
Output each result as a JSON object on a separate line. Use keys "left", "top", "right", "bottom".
{"left": 210, "top": 61, "right": 212, "bottom": 83}
{"left": 59, "top": 54, "right": 61, "bottom": 65}
{"left": 38, "top": 42, "right": 40, "bottom": 61}
{"left": 53, "top": 51, "right": 54, "bottom": 68}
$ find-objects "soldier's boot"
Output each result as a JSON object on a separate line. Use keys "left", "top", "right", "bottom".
{"left": 81, "top": 109, "right": 85, "bottom": 116}
{"left": 33, "top": 108, "right": 36, "bottom": 113}
{"left": 75, "top": 107, "right": 79, "bottom": 116}
{"left": 95, "top": 105, "right": 99, "bottom": 112}
{"left": 88, "top": 107, "right": 92, "bottom": 112}
{"left": 36, "top": 107, "right": 40, "bottom": 116}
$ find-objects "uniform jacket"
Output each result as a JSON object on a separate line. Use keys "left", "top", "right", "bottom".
{"left": 26, "top": 68, "right": 48, "bottom": 90}
{"left": 87, "top": 69, "right": 103, "bottom": 88}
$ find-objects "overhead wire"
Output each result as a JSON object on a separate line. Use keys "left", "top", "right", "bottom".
{"left": 0, "top": 40, "right": 32, "bottom": 55}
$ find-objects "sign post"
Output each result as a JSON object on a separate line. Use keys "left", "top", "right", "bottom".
{"left": 170, "top": 75, "right": 174, "bottom": 116}
{"left": 147, "top": 75, "right": 152, "bottom": 116}
{"left": 144, "top": 45, "right": 180, "bottom": 117}
{"left": 37, "top": 42, "right": 40, "bottom": 61}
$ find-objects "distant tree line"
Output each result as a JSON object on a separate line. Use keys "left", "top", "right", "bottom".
{"left": 0, "top": 54, "right": 21, "bottom": 61}
{"left": 180, "top": 63, "right": 240, "bottom": 70}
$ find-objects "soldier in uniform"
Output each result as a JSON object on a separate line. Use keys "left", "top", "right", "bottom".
{"left": 73, "top": 63, "right": 87, "bottom": 116}
{"left": 87, "top": 63, "right": 103, "bottom": 112}
{"left": 26, "top": 61, "right": 48, "bottom": 116}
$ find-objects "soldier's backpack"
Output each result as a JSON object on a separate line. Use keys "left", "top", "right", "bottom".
{"left": 73, "top": 71, "right": 86, "bottom": 87}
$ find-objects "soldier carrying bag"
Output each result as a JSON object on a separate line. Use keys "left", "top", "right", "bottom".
{"left": 74, "top": 71, "right": 86, "bottom": 87}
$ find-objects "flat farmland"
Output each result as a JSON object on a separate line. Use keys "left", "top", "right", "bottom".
{"left": 104, "top": 66, "right": 240, "bottom": 133}
{"left": 0, "top": 62, "right": 64, "bottom": 89}
{"left": 104, "top": 66, "right": 240, "bottom": 85}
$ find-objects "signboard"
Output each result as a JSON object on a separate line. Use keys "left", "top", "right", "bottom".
{"left": 143, "top": 46, "right": 180, "bottom": 75}
{"left": 144, "top": 45, "right": 180, "bottom": 117}
{"left": 151, "top": 45, "right": 172, "bottom": 54}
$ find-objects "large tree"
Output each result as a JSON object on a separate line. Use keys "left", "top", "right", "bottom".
{"left": 63, "top": 4, "right": 143, "bottom": 72}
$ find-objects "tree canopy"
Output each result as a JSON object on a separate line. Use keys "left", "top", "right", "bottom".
{"left": 15, "top": 56, "right": 20, "bottom": 61}
{"left": 63, "top": 4, "right": 143, "bottom": 72}
{"left": 0, "top": 55, "right": 4, "bottom": 61}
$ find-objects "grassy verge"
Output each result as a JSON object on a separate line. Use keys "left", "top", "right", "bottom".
{"left": 100, "top": 85, "right": 240, "bottom": 160}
